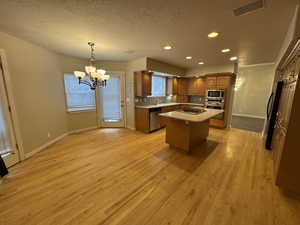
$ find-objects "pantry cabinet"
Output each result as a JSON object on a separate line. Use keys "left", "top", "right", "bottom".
{"left": 272, "top": 39, "right": 300, "bottom": 198}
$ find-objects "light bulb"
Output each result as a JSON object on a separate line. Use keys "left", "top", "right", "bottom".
{"left": 85, "top": 66, "right": 96, "bottom": 73}
{"left": 74, "top": 71, "right": 86, "bottom": 78}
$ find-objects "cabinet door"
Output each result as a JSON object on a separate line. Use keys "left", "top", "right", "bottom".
{"left": 143, "top": 72, "right": 152, "bottom": 96}
{"left": 217, "top": 76, "right": 231, "bottom": 89}
{"left": 272, "top": 123, "right": 286, "bottom": 178}
{"left": 166, "top": 78, "right": 173, "bottom": 96}
{"left": 187, "top": 78, "right": 196, "bottom": 95}
{"left": 134, "top": 71, "right": 152, "bottom": 97}
{"left": 173, "top": 78, "right": 178, "bottom": 95}
{"left": 206, "top": 77, "right": 217, "bottom": 89}
{"left": 197, "top": 78, "right": 206, "bottom": 96}
{"left": 178, "top": 78, "right": 188, "bottom": 95}
{"left": 167, "top": 78, "right": 178, "bottom": 95}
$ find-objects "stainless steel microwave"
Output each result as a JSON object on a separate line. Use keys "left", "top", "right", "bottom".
{"left": 206, "top": 89, "right": 225, "bottom": 98}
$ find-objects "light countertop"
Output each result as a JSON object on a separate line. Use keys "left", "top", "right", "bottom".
{"left": 135, "top": 102, "right": 205, "bottom": 109}
{"left": 159, "top": 108, "right": 224, "bottom": 123}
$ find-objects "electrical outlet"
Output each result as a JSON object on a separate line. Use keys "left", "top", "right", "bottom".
{"left": 47, "top": 132, "right": 51, "bottom": 138}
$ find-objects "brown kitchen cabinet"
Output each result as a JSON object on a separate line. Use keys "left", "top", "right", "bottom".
{"left": 167, "top": 77, "right": 178, "bottom": 95}
{"left": 187, "top": 78, "right": 206, "bottom": 96}
{"left": 134, "top": 71, "right": 152, "bottom": 97}
{"left": 205, "top": 75, "right": 232, "bottom": 89}
{"left": 206, "top": 76, "right": 217, "bottom": 89}
{"left": 135, "top": 107, "right": 150, "bottom": 133}
{"left": 271, "top": 39, "right": 300, "bottom": 199}
{"left": 178, "top": 78, "right": 189, "bottom": 95}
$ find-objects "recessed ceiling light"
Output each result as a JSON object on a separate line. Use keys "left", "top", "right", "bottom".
{"left": 198, "top": 62, "right": 204, "bottom": 65}
{"left": 230, "top": 56, "right": 238, "bottom": 61}
{"left": 163, "top": 45, "right": 172, "bottom": 50}
{"left": 222, "top": 49, "right": 231, "bottom": 53}
{"left": 208, "top": 32, "right": 219, "bottom": 38}
{"left": 186, "top": 56, "right": 192, "bottom": 59}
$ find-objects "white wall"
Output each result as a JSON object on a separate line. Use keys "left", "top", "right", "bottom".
{"left": 233, "top": 64, "right": 275, "bottom": 118}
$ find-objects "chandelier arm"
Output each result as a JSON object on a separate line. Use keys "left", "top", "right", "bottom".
{"left": 79, "top": 79, "right": 94, "bottom": 89}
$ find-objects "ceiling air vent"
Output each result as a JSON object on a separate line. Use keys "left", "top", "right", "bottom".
{"left": 233, "top": 0, "right": 265, "bottom": 16}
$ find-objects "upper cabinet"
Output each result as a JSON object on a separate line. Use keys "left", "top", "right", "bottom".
{"left": 206, "top": 75, "right": 231, "bottom": 89}
{"left": 187, "top": 77, "right": 206, "bottom": 96}
{"left": 166, "top": 77, "right": 178, "bottom": 95}
{"left": 178, "top": 78, "right": 189, "bottom": 95}
{"left": 134, "top": 71, "right": 152, "bottom": 97}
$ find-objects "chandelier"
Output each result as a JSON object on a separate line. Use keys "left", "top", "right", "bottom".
{"left": 74, "top": 42, "right": 110, "bottom": 90}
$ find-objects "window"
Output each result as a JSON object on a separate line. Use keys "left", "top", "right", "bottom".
{"left": 64, "top": 74, "right": 96, "bottom": 111}
{"left": 151, "top": 75, "right": 166, "bottom": 96}
{"left": 101, "top": 76, "right": 121, "bottom": 122}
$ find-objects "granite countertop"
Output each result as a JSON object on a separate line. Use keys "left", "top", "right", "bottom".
{"left": 135, "top": 102, "right": 205, "bottom": 109}
{"left": 159, "top": 108, "right": 224, "bottom": 122}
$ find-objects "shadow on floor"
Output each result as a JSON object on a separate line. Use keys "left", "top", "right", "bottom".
{"left": 153, "top": 140, "right": 218, "bottom": 173}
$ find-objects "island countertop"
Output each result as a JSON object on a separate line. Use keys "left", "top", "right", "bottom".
{"left": 135, "top": 102, "right": 205, "bottom": 109}
{"left": 159, "top": 108, "right": 224, "bottom": 123}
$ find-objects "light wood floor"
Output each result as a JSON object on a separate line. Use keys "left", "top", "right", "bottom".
{"left": 0, "top": 128, "right": 300, "bottom": 225}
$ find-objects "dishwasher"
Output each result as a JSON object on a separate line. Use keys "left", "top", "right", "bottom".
{"left": 149, "top": 107, "right": 162, "bottom": 132}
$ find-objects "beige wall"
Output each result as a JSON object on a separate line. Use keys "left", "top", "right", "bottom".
{"left": 126, "top": 57, "right": 147, "bottom": 129}
{"left": 233, "top": 64, "right": 275, "bottom": 118}
{"left": 146, "top": 57, "right": 185, "bottom": 76}
{"left": 186, "top": 64, "right": 235, "bottom": 77}
{"left": 0, "top": 31, "right": 68, "bottom": 155}
{"left": 65, "top": 60, "right": 128, "bottom": 132}
{"left": 275, "top": 5, "right": 299, "bottom": 67}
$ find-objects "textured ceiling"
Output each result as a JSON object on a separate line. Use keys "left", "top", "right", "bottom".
{"left": 0, "top": 0, "right": 298, "bottom": 69}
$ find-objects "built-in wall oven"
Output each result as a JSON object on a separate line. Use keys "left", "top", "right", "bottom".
{"left": 206, "top": 89, "right": 225, "bottom": 120}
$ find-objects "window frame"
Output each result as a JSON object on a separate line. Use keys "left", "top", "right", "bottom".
{"left": 63, "top": 74, "right": 96, "bottom": 113}
{"left": 151, "top": 75, "right": 167, "bottom": 97}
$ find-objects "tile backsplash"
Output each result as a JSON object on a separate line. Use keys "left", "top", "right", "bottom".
{"left": 135, "top": 95, "right": 205, "bottom": 106}
{"left": 135, "top": 96, "right": 175, "bottom": 105}
{"left": 189, "top": 96, "right": 205, "bottom": 104}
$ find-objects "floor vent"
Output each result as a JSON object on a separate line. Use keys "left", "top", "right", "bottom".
{"left": 233, "top": 0, "right": 265, "bottom": 16}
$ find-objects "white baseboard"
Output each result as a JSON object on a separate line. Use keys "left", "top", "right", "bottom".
{"left": 126, "top": 126, "right": 136, "bottom": 130}
{"left": 25, "top": 133, "right": 68, "bottom": 159}
{"left": 232, "top": 113, "right": 266, "bottom": 120}
{"left": 68, "top": 126, "right": 98, "bottom": 135}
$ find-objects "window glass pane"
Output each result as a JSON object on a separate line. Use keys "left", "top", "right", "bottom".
{"left": 64, "top": 74, "right": 96, "bottom": 111}
{"left": 0, "top": 98, "right": 12, "bottom": 155}
{"left": 102, "top": 76, "right": 121, "bottom": 121}
{"left": 151, "top": 76, "right": 166, "bottom": 96}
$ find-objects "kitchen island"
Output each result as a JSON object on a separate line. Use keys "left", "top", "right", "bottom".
{"left": 159, "top": 108, "right": 224, "bottom": 152}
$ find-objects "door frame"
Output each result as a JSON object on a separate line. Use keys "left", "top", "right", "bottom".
{"left": 0, "top": 49, "right": 25, "bottom": 164}
{"left": 96, "top": 71, "right": 126, "bottom": 128}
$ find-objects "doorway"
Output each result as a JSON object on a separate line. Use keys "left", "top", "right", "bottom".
{"left": 97, "top": 72, "right": 126, "bottom": 128}
{"left": 0, "top": 57, "right": 20, "bottom": 167}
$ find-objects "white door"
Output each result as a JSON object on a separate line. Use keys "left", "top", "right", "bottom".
{"left": 97, "top": 72, "right": 126, "bottom": 128}
{"left": 0, "top": 63, "right": 19, "bottom": 167}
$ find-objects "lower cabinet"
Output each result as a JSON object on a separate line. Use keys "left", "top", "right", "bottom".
{"left": 135, "top": 108, "right": 150, "bottom": 133}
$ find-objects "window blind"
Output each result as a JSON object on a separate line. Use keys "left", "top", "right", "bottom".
{"left": 64, "top": 74, "right": 96, "bottom": 111}
{"left": 102, "top": 76, "right": 121, "bottom": 121}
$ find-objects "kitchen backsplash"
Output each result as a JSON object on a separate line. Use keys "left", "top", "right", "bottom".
{"left": 189, "top": 96, "right": 205, "bottom": 104}
{"left": 135, "top": 96, "right": 175, "bottom": 105}
{"left": 135, "top": 95, "right": 205, "bottom": 106}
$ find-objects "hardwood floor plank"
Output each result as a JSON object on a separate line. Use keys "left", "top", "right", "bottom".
{"left": 0, "top": 128, "right": 299, "bottom": 225}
